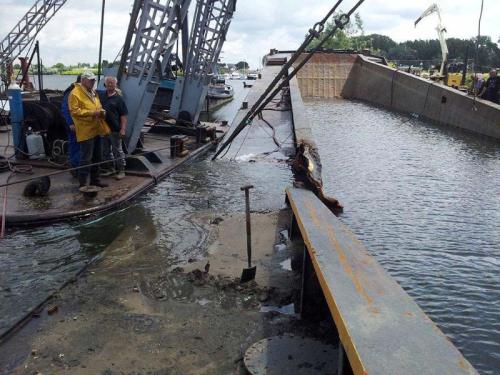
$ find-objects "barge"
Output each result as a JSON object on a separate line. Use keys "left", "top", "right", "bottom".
{"left": 0, "top": 106, "right": 225, "bottom": 227}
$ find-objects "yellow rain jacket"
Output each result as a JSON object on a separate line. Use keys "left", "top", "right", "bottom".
{"left": 68, "top": 83, "right": 110, "bottom": 142}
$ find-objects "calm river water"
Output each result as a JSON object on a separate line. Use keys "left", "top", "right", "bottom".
{"left": 305, "top": 98, "right": 500, "bottom": 375}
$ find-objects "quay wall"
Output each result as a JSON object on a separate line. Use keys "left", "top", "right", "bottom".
{"left": 295, "top": 53, "right": 500, "bottom": 139}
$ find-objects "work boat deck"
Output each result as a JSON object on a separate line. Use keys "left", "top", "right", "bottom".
{"left": 0, "top": 121, "right": 225, "bottom": 226}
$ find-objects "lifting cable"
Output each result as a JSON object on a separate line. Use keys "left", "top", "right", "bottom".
{"left": 212, "top": 0, "right": 366, "bottom": 160}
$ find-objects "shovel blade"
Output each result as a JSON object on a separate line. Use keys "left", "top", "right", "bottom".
{"left": 240, "top": 266, "right": 257, "bottom": 283}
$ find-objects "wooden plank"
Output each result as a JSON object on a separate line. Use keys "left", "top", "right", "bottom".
{"left": 286, "top": 187, "right": 478, "bottom": 375}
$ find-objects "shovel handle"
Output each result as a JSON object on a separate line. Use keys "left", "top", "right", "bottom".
{"left": 241, "top": 185, "right": 254, "bottom": 267}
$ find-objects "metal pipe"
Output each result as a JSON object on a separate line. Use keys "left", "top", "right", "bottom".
{"left": 242, "top": 185, "right": 253, "bottom": 267}
{"left": 97, "top": 0, "right": 106, "bottom": 84}
{"left": 35, "top": 41, "right": 43, "bottom": 97}
{"left": 461, "top": 43, "right": 469, "bottom": 86}
{"left": 212, "top": 0, "right": 353, "bottom": 159}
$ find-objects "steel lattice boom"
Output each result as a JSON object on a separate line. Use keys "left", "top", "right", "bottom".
{"left": 170, "top": 0, "right": 236, "bottom": 123}
{"left": 117, "top": 0, "right": 192, "bottom": 153}
{"left": 0, "top": 0, "right": 68, "bottom": 68}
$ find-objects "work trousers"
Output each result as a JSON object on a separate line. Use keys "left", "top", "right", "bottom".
{"left": 102, "top": 133, "right": 126, "bottom": 172}
{"left": 67, "top": 129, "right": 80, "bottom": 168}
{"left": 78, "top": 136, "right": 102, "bottom": 186}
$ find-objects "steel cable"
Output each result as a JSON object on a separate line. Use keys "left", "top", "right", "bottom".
{"left": 213, "top": 0, "right": 366, "bottom": 159}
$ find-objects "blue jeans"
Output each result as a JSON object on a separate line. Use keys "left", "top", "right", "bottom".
{"left": 102, "top": 133, "right": 126, "bottom": 172}
{"left": 78, "top": 136, "right": 102, "bottom": 186}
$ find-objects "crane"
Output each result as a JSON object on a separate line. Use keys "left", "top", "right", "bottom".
{"left": 169, "top": 0, "right": 236, "bottom": 124}
{"left": 0, "top": 0, "right": 68, "bottom": 85}
{"left": 113, "top": 0, "right": 236, "bottom": 153}
{"left": 1, "top": 0, "right": 236, "bottom": 154}
{"left": 414, "top": 3, "right": 449, "bottom": 77}
{"left": 113, "top": 0, "right": 192, "bottom": 153}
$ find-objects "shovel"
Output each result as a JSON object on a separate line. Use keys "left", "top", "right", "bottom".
{"left": 240, "top": 184, "right": 256, "bottom": 283}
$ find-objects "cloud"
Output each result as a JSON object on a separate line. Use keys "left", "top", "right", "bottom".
{"left": 1, "top": 0, "right": 498, "bottom": 68}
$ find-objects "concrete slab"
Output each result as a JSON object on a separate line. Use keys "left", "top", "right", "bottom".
{"left": 220, "top": 63, "right": 295, "bottom": 161}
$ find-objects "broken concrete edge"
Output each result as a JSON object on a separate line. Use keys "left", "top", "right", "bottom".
{"left": 288, "top": 73, "right": 343, "bottom": 213}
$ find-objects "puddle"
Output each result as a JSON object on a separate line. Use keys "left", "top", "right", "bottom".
{"left": 279, "top": 229, "right": 289, "bottom": 241}
{"left": 234, "top": 153, "right": 257, "bottom": 162}
{"left": 279, "top": 258, "right": 292, "bottom": 271}
{"left": 274, "top": 243, "right": 287, "bottom": 252}
{"left": 196, "top": 298, "right": 211, "bottom": 306}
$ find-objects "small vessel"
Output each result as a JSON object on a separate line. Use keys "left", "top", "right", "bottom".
{"left": 207, "top": 83, "right": 234, "bottom": 99}
{"left": 214, "top": 75, "right": 226, "bottom": 84}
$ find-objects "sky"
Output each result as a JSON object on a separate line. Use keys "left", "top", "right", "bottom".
{"left": 0, "top": 0, "right": 498, "bottom": 69}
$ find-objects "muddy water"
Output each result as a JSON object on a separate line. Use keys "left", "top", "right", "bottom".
{"left": 305, "top": 98, "right": 500, "bottom": 375}
{"left": 0, "top": 78, "right": 272, "bottom": 339}
{"left": 0, "top": 156, "right": 292, "bottom": 338}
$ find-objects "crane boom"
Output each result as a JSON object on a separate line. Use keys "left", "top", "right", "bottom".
{"left": 0, "top": 0, "right": 68, "bottom": 72}
{"left": 415, "top": 3, "right": 449, "bottom": 77}
{"left": 117, "top": 0, "right": 192, "bottom": 153}
{"left": 169, "top": 0, "right": 236, "bottom": 124}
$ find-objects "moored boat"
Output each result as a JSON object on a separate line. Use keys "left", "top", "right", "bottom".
{"left": 207, "top": 83, "right": 234, "bottom": 99}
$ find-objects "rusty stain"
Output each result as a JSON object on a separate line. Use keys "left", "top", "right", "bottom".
{"left": 458, "top": 359, "right": 469, "bottom": 370}
{"left": 304, "top": 199, "right": 378, "bottom": 314}
{"left": 289, "top": 189, "right": 477, "bottom": 375}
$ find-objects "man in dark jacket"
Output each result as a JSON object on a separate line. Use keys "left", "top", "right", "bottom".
{"left": 480, "top": 69, "right": 499, "bottom": 104}
{"left": 98, "top": 76, "right": 128, "bottom": 180}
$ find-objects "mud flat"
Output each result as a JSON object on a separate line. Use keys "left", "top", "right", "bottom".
{"left": 0, "top": 209, "right": 337, "bottom": 375}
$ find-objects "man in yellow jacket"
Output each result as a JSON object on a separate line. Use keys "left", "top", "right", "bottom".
{"left": 69, "top": 70, "right": 110, "bottom": 189}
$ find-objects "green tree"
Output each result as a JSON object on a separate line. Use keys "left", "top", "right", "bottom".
{"left": 236, "top": 61, "right": 249, "bottom": 70}
{"left": 369, "top": 34, "right": 397, "bottom": 52}
{"left": 307, "top": 11, "right": 364, "bottom": 50}
{"left": 52, "top": 62, "right": 66, "bottom": 73}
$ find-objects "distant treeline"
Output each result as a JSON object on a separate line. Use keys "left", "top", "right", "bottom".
{"left": 361, "top": 34, "right": 499, "bottom": 70}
